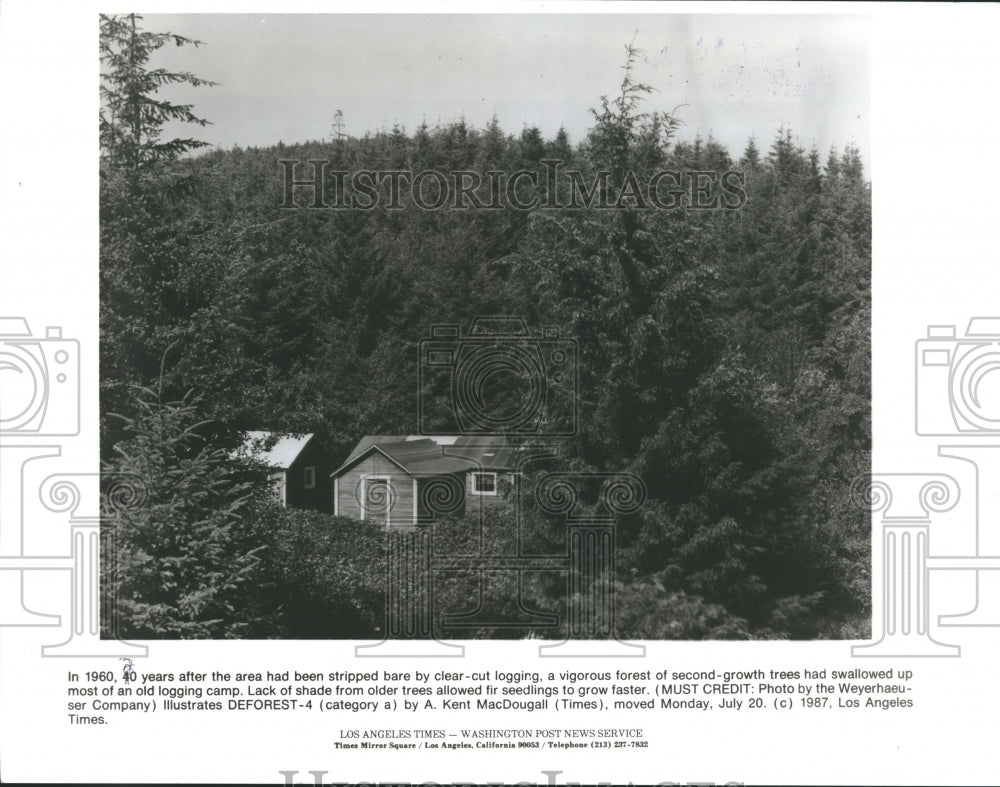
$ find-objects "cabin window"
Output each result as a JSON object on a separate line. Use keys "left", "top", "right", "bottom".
{"left": 472, "top": 472, "right": 498, "bottom": 496}
{"left": 304, "top": 466, "right": 316, "bottom": 490}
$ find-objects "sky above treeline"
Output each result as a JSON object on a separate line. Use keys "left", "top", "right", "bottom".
{"left": 143, "top": 13, "right": 870, "bottom": 169}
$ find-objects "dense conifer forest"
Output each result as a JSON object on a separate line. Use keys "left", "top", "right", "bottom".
{"left": 100, "top": 15, "right": 870, "bottom": 640}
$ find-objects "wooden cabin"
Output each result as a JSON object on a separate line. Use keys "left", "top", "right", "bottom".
{"left": 330, "top": 435, "right": 517, "bottom": 526}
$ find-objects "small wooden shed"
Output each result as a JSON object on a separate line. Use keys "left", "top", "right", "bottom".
{"left": 241, "top": 431, "right": 334, "bottom": 513}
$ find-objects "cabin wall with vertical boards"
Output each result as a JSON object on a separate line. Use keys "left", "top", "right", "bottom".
{"left": 335, "top": 452, "right": 415, "bottom": 526}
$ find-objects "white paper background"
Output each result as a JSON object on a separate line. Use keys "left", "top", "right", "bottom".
{"left": 1, "top": 2, "right": 999, "bottom": 784}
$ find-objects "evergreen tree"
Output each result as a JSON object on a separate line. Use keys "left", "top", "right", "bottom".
{"left": 100, "top": 13, "right": 217, "bottom": 174}
{"left": 103, "top": 387, "right": 265, "bottom": 638}
{"left": 99, "top": 13, "right": 219, "bottom": 452}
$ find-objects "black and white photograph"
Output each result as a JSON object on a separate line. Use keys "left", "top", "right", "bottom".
{"left": 8, "top": 3, "right": 1000, "bottom": 785}
{"left": 98, "top": 13, "right": 871, "bottom": 642}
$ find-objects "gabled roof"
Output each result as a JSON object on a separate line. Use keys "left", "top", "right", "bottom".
{"left": 241, "top": 431, "right": 316, "bottom": 470}
{"left": 333, "top": 435, "right": 517, "bottom": 478}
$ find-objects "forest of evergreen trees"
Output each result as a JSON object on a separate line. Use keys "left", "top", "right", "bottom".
{"left": 100, "top": 15, "right": 871, "bottom": 641}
